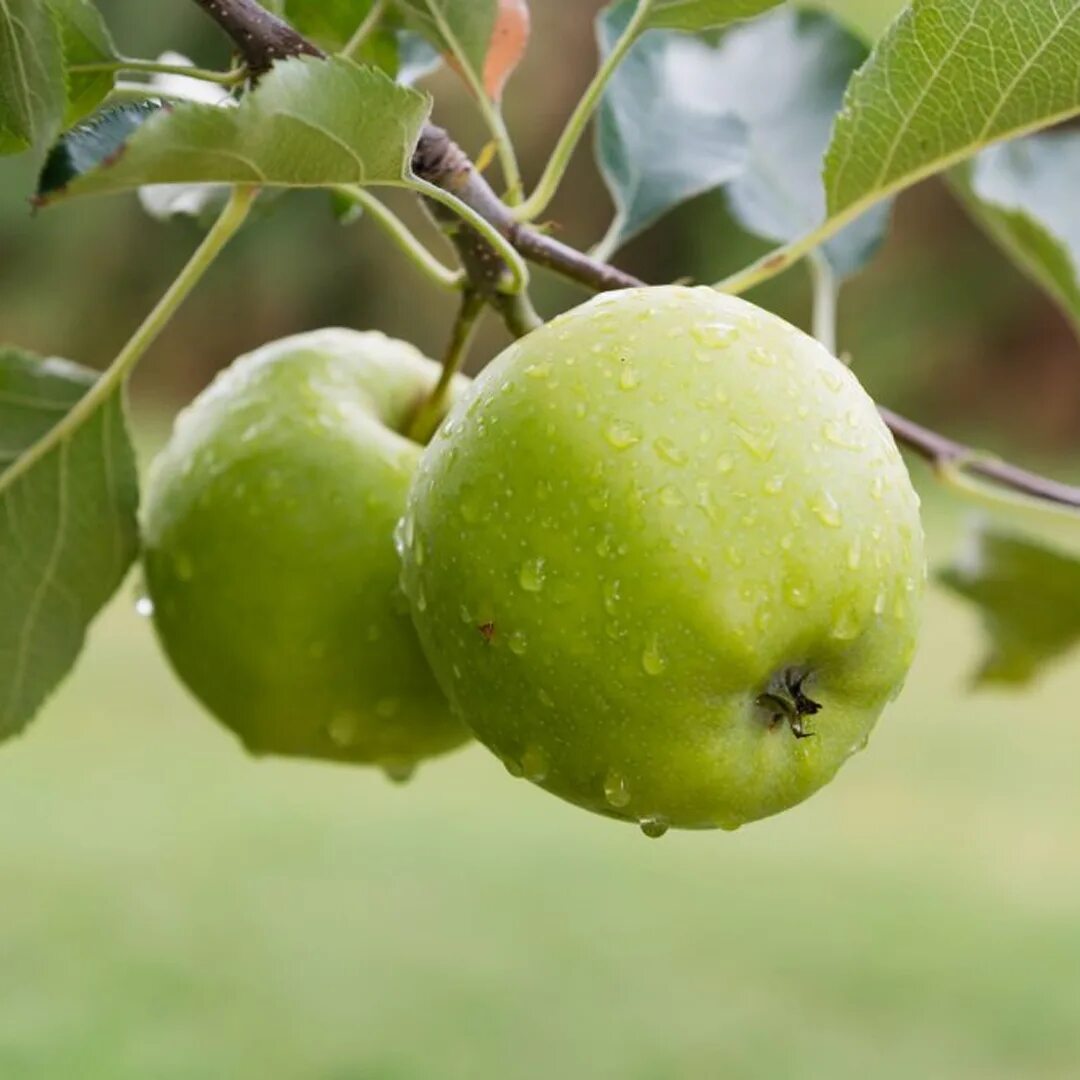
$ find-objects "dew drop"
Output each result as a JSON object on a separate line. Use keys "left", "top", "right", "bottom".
{"left": 134, "top": 595, "right": 154, "bottom": 618}
{"left": 692, "top": 321, "right": 740, "bottom": 350}
{"left": 732, "top": 422, "right": 776, "bottom": 462}
{"left": 640, "top": 816, "right": 670, "bottom": 839}
{"left": 749, "top": 346, "right": 777, "bottom": 367}
{"left": 382, "top": 758, "right": 417, "bottom": 784}
{"left": 822, "top": 420, "right": 864, "bottom": 451}
{"left": 604, "top": 771, "right": 632, "bottom": 809}
{"left": 508, "top": 629, "right": 528, "bottom": 656}
{"left": 830, "top": 604, "right": 861, "bottom": 641}
{"left": 642, "top": 635, "right": 667, "bottom": 676}
{"left": 724, "top": 545, "right": 745, "bottom": 568}
{"left": 870, "top": 475, "right": 886, "bottom": 500}
{"left": 525, "top": 362, "right": 551, "bottom": 380}
{"left": 618, "top": 365, "right": 640, "bottom": 391}
{"left": 521, "top": 745, "right": 550, "bottom": 783}
{"left": 538, "top": 688, "right": 555, "bottom": 709}
{"left": 716, "top": 452, "right": 735, "bottom": 475}
{"left": 819, "top": 367, "right": 844, "bottom": 392}
{"left": 763, "top": 475, "right": 785, "bottom": 496}
{"left": 810, "top": 491, "right": 843, "bottom": 529}
{"left": 779, "top": 533, "right": 795, "bottom": 551}
{"left": 784, "top": 577, "right": 812, "bottom": 609}
{"left": 376, "top": 697, "right": 401, "bottom": 719}
{"left": 653, "top": 437, "right": 688, "bottom": 466}
{"left": 846, "top": 537, "right": 863, "bottom": 570}
{"left": 327, "top": 712, "right": 359, "bottom": 748}
{"left": 519, "top": 557, "right": 546, "bottom": 593}
{"left": 605, "top": 421, "right": 641, "bottom": 450}
{"left": 603, "top": 579, "right": 621, "bottom": 615}
{"left": 503, "top": 756, "right": 524, "bottom": 778}
{"left": 659, "top": 485, "right": 685, "bottom": 508}
{"left": 174, "top": 552, "right": 195, "bottom": 582}
{"left": 873, "top": 590, "right": 887, "bottom": 616}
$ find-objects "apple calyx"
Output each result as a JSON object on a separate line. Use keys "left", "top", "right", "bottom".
{"left": 756, "top": 668, "right": 822, "bottom": 740}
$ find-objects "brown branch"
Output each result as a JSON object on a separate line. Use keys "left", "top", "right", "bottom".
{"left": 188, "top": 0, "right": 1080, "bottom": 515}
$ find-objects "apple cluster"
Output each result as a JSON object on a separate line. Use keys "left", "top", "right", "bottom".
{"left": 142, "top": 287, "right": 925, "bottom": 834}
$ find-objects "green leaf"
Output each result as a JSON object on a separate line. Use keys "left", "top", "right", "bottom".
{"left": 801, "top": 0, "right": 906, "bottom": 40}
{"left": 0, "top": 0, "right": 66, "bottom": 155}
{"left": 953, "top": 131, "right": 1080, "bottom": 337}
{"left": 643, "top": 0, "right": 783, "bottom": 32}
{"left": 824, "top": 0, "right": 1080, "bottom": 233}
{"left": 35, "top": 57, "right": 431, "bottom": 203}
{"left": 595, "top": 2, "right": 749, "bottom": 253}
{"left": 0, "top": 347, "right": 139, "bottom": 740}
{"left": 701, "top": 8, "right": 890, "bottom": 277}
{"left": 48, "top": 0, "right": 118, "bottom": 126}
{"left": 939, "top": 524, "right": 1080, "bottom": 687}
{"left": 396, "top": 0, "right": 497, "bottom": 82}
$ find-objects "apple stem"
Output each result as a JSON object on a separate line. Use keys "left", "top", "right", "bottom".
{"left": 407, "top": 290, "right": 486, "bottom": 445}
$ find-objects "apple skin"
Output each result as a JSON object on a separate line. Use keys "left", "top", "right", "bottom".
{"left": 400, "top": 287, "right": 925, "bottom": 832}
{"left": 142, "top": 329, "right": 469, "bottom": 775}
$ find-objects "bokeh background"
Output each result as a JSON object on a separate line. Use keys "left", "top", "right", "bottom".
{"left": 2, "top": 1, "right": 1079, "bottom": 1077}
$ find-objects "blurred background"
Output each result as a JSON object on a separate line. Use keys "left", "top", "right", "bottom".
{"left": 1, "top": 1, "right": 1079, "bottom": 1077}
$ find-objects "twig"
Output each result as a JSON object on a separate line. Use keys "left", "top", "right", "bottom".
{"left": 187, "top": 0, "right": 1080, "bottom": 517}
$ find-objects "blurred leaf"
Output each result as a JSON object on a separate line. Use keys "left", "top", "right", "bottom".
{"left": 482, "top": 0, "right": 530, "bottom": 102}
{"left": 270, "top": 0, "right": 377, "bottom": 52}
{"left": 643, "top": 0, "right": 783, "bottom": 32}
{"left": 595, "top": 2, "right": 749, "bottom": 253}
{"left": 0, "top": 0, "right": 65, "bottom": 155}
{"left": 940, "top": 524, "right": 1080, "bottom": 687}
{"left": 685, "top": 8, "right": 890, "bottom": 277}
{"left": 800, "top": 0, "right": 905, "bottom": 41}
{"left": 396, "top": 0, "right": 497, "bottom": 91}
{"left": 0, "top": 347, "right": 139, "bottom": 741}
{"left": 35, "top": 57, "right": 430, "bottom": 203}
{"left": 953, "top": 131, "right": 1080, "bottom": 338}
{"left": 49, "top": 0, "right": 118, "bottom": 127}
{"left": 824, "top": 1, "right": 1080, "bottom": 233}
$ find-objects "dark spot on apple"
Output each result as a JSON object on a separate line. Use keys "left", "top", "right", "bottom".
{"left": 478, "top": 622, "right": 495, "bottom": 643}
{"left": 756, "top": 667, "right": 821, "bottom": 739}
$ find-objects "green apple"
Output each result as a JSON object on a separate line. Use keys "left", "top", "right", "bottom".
{"left": 142, "top": 328, "right": 469, "bottom": 777}
{"left": 400, "top": 286, "right": 925, "bottom": 832}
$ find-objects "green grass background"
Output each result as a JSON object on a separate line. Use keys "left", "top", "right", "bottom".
{"left": 1, "top": 490, "right": 1078, "bottom": 1079}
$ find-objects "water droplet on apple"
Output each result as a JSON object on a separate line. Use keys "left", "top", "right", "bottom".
{"left": 810, "top": 490, "right": 843, "bottom": 528}
{"left": 692, "top": 322, "right": 739, "bottom": 350}
{"left": 873, "top": 590, "right": 887, "bottom": 616}
{"left": 762, "top": 475, "right": 784, "bottom": 496}
{"left": 732, "top": 422, "right": 776, "bottom": 461}
{"left": 376, "top": 697, "right": 401, "bottom": 719}
{"left": 521, "top": 745, "right": 549, "bottom": 783}
{"left": 519, "top": 557, "right": 546, "bottom": 592}
{"left": 659, "top": 485, "right": 685, "bottom": 508}
{"left": 604, "top": 421, "right": 641, "bottom": 450}
{"left": 538, "top": 688, "right": 555, "bottom": 709}
{"left": 716, "top": 452, "right": 735, "bottom": 474}
{"left": 603, "top": 579, "right": 621, "bottom": 615}
{"left": 870, "top": 475, "right": 886, "bottom": 500}
{"left": 846, "top": 537, "right": 863, "bottom": 570}
{"left": 830, "top": 604, "right": 861, "bottom": 641}
{"left": 642, "top": 635, "right": 667, "bottom": 676}
{"left": 327, "top": 712, "right": 359, "bottom": 748}
{"left": 381, "top": 758, "right": 417, "bottom": 784}
{"left": 619, "top": 364, "right": 640, "bottom": 391}
{"left": 653, "top": 437, "right": 688, "bottom": 466}
{"left": 503, "top": 756, "right": 524, "bottom": 778}
{"left": 134, "top": 594, "right": 154, "bottom": 618}
{"left": 508, "top": 629, "right": 528, "bottom": 655}
{"left": 525, "top": 362, "right": 551, "bottom": 380}
{"left": 604, "top": 771, "right": 632, "bottom": 809}
{"left": 639, "top": 816, "right": 670, "bottom": 839}
{"left": 749, "top": 346, "right": 776, "bottom": 367}
{"left": 819, "top": 367, "right": 844, "bottom": 392}
{"left": 783, "top": 576, "right": 812, "bottom": 609}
